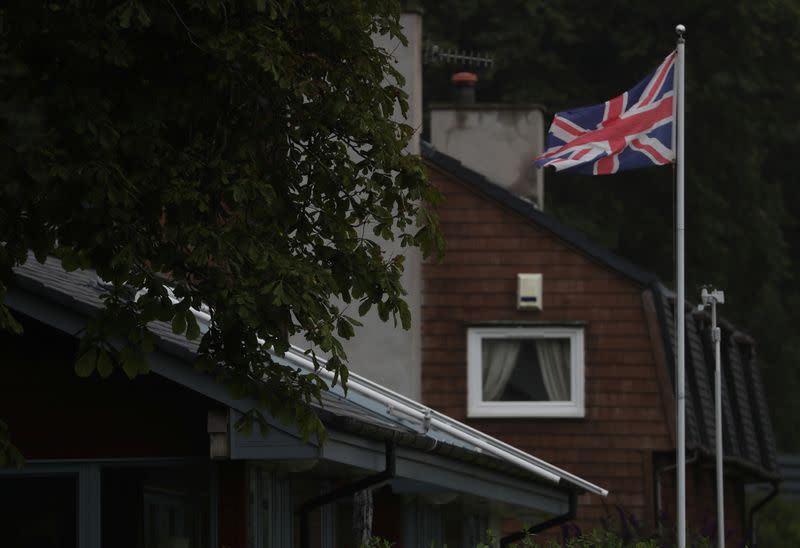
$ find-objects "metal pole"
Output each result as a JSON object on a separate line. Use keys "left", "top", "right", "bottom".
{"left": 675, "top": 23, "right": 687, "bottom": 548}
{"left": 713, "top": 298, "right": 724, "bottom": 548}
{"left": 700, "top": 287, "right": 726, "bottom": 548}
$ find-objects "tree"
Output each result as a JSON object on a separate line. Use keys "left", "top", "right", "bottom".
{"left": 0, "top": 0, "right": 442, "bottom": 462}
{"left": 422, "top": 0, "right": 800, "bottom": 452}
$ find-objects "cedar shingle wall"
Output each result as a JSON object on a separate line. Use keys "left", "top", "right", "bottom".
{"left": 422, "top": 165, "right": 673, "bottom": 530}
{"left": 659, "top": 466, "right": 746, "bottom": 545}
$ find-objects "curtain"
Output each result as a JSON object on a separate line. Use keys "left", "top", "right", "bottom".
{"left": 482, "top": 339, "right": 521, "bottom": 400}
{"left": 536, "top": 339, "right": 571, "bottom": 400}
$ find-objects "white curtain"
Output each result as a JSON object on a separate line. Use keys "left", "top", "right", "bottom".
{"left": 536, "top": 339, "right": 571, "bottom": 400}
{"left": 482, "top": 339, "right": 521, "bottom": 400}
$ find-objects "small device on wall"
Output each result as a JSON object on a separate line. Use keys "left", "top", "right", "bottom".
{"left": 517, "top": 273, "right": 542, "bottom": 311}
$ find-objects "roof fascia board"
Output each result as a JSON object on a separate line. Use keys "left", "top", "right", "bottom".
{"left": 319, "top": 430, "right": 388, "bottom": 472}
{"left": 394, "top": 446, "right": 570, "bottom": 514}
{"left": 5, "top": 285, "right": 87, "bottom": 338}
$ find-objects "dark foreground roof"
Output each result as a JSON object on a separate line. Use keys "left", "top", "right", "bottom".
{"left": 421, "top": 141, "right": 781, "bottom": 481}
{"left": 8, "top": 255, "right": 582, "bottom": 492}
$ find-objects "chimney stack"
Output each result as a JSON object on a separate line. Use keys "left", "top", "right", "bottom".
{"left": 430, "top": 81, "right": 546, "bottom": 209}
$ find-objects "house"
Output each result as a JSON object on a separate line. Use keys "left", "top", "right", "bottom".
{"left": 409, "top": 141, "right": 780, "bottom": 544}
{"left": 0, "top": 255, "right": 608, "bottom": 548}
{"left": 322, "top": 9, "right": 780, "bottom": 545}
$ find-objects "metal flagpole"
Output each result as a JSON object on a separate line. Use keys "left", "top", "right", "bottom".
{"left": 700, "top": 288, "right": 726, "bottom": 548}
{"left": 674, "top": 23, "right": 687, "bottom": 548}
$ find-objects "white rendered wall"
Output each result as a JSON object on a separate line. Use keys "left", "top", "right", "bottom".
{"left": 292, "top": 12, "right": 424, "bottom": 399}
{"left": 341, "top": 12, "right": 423, "bottom": 398}
{"left": 430, "top": 106, "right": 546, "bottom": 208}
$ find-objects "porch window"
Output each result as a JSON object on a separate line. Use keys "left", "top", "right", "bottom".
{"left": 0, "top": 476, "right": 77, "bottom": 548}
{"left": 467, "top": 326, "right": 585, "bottom": 418}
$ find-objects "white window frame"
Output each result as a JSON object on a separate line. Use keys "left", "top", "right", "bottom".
{"left": 467, "top": 325, "right": 585, "bottom": 418}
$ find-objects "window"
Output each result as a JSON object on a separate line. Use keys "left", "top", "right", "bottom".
{"left": 0, "top": 476, "right": 77, "bottom": 548}
{"left": 467, "top": 325, "right": 585, "bottom": 418}
{"left": 102, "top": 464, "right": 211, "bottom": 548}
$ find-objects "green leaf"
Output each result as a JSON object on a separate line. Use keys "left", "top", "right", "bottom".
{"left": 96, "top": 349, "right": 114, "bottom": 378}
{"left": 120, "top": 348, "right": 140, "bottom": 379}
{"left": 118, "top": 3, "right": 134, "bottom": 29}
{"left": 171, "top": 311, "right": 186, "bottom": 335}
{"left": 398, "top": 300, "right": 411, "bottom": 330}
{"left": 75, "top": 349, "right": 98, "bottom": 378}
{"left": 135, "top": 4, "right": 151, "bottom": 27}
{"left": 336, "top": 317, "right": 354, "bottom": 339}
{"left": 0, "top": 306, "right": 23, "bottom": 335}
{"left": 185, "top": 311, "right": 201, "bottom": 340}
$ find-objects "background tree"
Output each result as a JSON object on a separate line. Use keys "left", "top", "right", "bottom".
{"left": 421, "top": 0, "right": 800, "bottom": 452}
{"left": 0, "top": 0, "right": 442, "bottom": 461}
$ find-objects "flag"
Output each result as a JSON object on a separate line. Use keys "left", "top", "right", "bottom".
{"left": 534, "top": 52, "right": 676, "bottom": 175}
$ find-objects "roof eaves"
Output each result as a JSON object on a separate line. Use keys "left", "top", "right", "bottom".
{"left": 8, "top": 255, "right": 607, "bottom": 496}
{"left": 285, "top": 346, "right": 609, "bottom": 497}
{"left": 318, "top": 407, "right": 585, "bottom": 493}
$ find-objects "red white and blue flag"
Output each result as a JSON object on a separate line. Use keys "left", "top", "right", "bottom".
{"left": 534, "top": 51, "right": 676, "bottom": 175}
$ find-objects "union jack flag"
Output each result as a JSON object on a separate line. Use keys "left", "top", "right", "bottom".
{"left": 534, "top": 51, "right": 676, "bottom": 175}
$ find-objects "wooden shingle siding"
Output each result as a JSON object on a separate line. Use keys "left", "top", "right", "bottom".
{"left": 421, "top": 165, "right": 672, "bottom": 529}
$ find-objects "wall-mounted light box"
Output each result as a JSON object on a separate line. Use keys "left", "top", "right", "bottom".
{"left": 517, "top": 273, "right": 542, "bottom": 311}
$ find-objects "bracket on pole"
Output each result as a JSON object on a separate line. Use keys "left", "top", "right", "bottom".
{"left": 699, "top": 287, "right": 725, "bottom": 306}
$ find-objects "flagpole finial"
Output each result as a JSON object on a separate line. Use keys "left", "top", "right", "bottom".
{"left": 675, "top": 24, "right": 686, "bottom": 38}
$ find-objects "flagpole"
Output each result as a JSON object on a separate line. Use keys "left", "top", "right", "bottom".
{"left": 675, "top": 23, "right": 687, "bottom": 548}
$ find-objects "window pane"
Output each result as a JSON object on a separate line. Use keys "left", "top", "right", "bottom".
{"left": 481, "top": 338, "right": 571, "bottom": 402}
{"left": 103, "top": 465, "right": 210, "bottom": 548}
{"left": 0, "top": 476, "right": 77, "bottom": 548}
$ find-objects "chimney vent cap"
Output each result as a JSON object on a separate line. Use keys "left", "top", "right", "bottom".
{"left": 451, "top": 72, "right": 479, "bottom": 85}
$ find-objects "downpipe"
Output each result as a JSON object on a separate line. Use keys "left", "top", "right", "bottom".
{"left": 500, "top": 491, "right": 577, "bottom": 547}
{"left": 298, "top": 441, "right": 396, "bottom": 548}
{"left": 748, "top": 481, "right": 779, "bottom": 548}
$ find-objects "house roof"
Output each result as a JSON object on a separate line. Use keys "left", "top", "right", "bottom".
{"left": 655, "top": 291, "right": 780, "bottom": 480}
{"left": 421, "top": 140, "right": 659, "bottom": 287}
{"left": 8, "top": 254, "right": 607, "bottom": 498}
{"left": 421, "top": 140, "right": 781, "bottom": 482}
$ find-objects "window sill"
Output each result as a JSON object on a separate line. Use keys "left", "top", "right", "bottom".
{"left": 467, "top": 402, "right": 585, "bottom": 419}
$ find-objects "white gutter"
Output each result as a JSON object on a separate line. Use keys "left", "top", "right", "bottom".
{"left": 286, "top": 346, "right": 609, "bottom": 497}
{"left": 133, "top": 282, "right": 607, "bottom": 496}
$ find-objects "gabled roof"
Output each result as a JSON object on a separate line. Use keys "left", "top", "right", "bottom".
{"left": 8, "top": 254, "right": 607, "bottom": 498}
{"left": 421, "top": 140, "right": 781, "bottom": 482}
{"left": 421, "top": 140, "right": 659, "bottom": 287}
{"left": 655, "top": 291, "right": 780, "bottom": 480}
